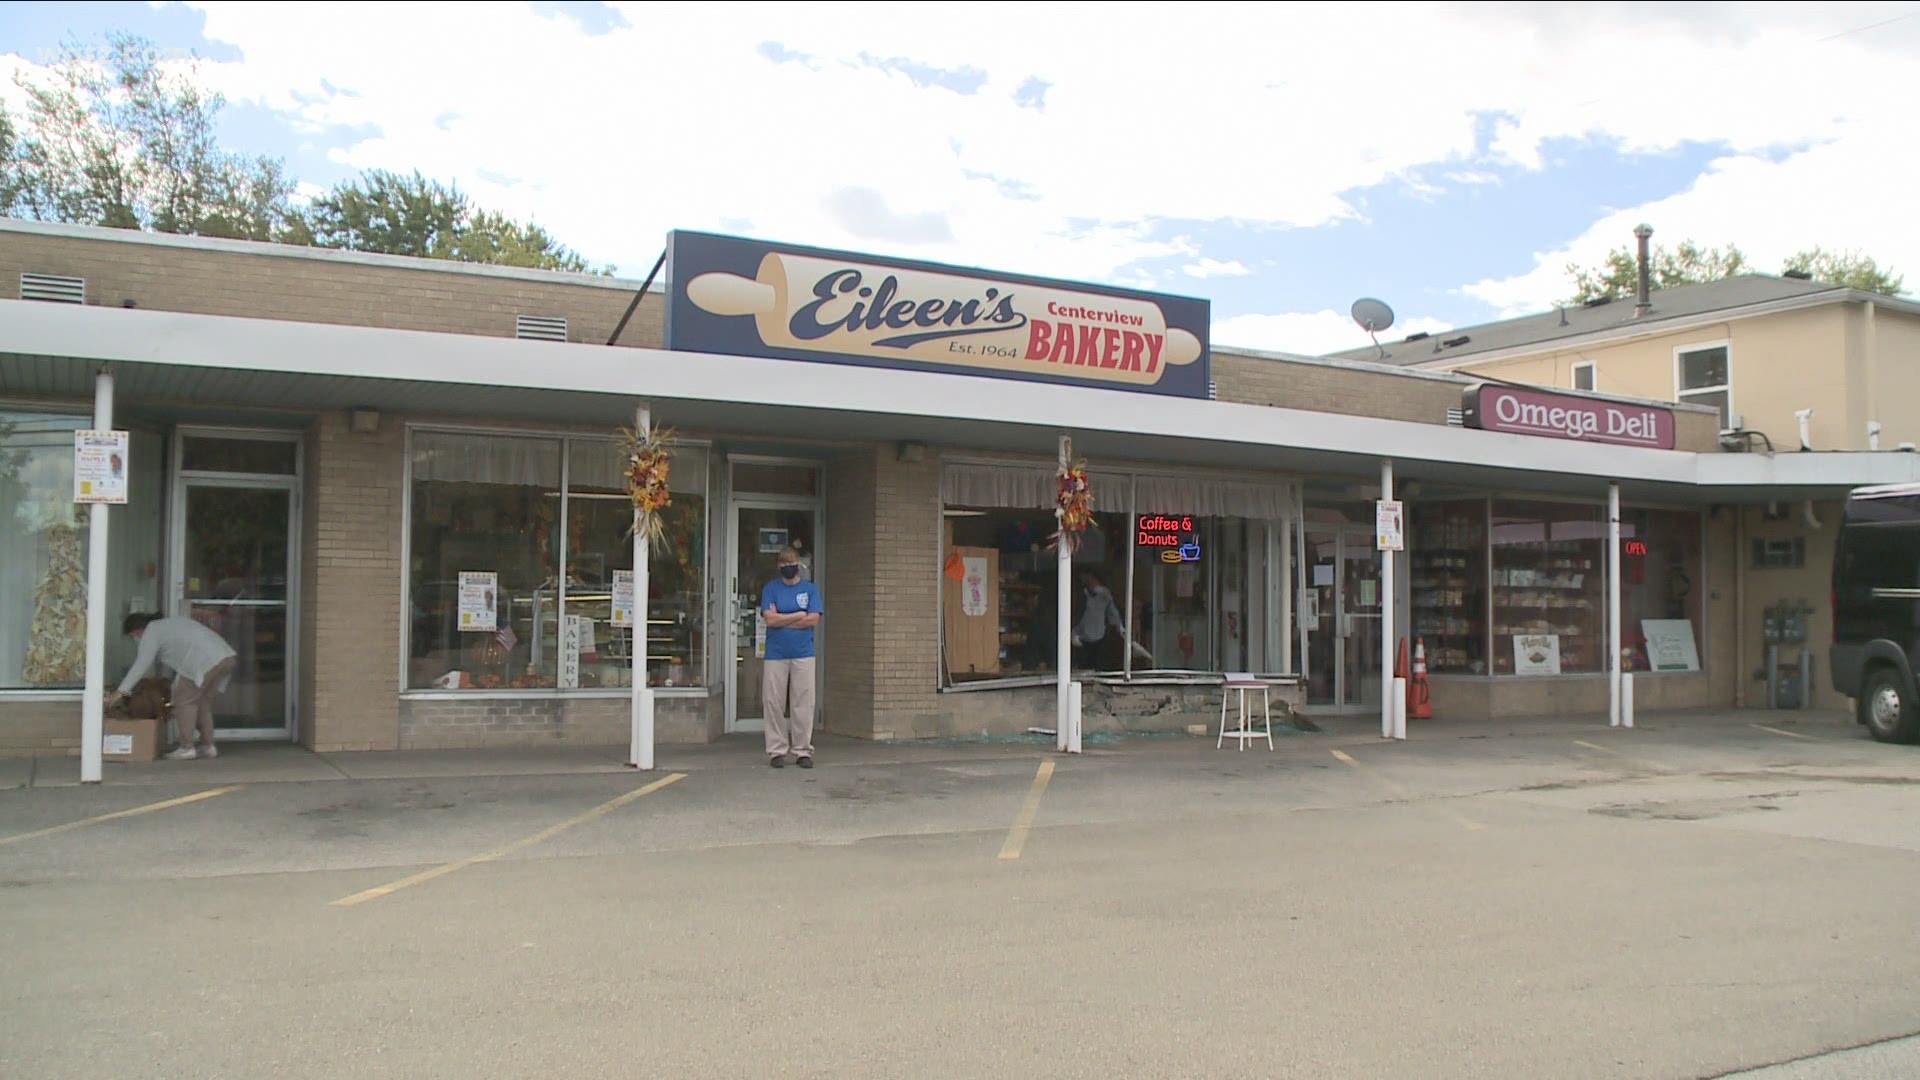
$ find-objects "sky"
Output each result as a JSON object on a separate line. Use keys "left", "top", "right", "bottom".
{"left": 2, "top": 2, "right": 1917, "bottom": 356}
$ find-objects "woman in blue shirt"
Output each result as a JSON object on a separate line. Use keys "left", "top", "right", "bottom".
{"left": 760, "top": 546, "right": 823, "bottom": 768}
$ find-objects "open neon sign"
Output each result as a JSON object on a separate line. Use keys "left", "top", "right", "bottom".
{"left": 1624, "top": 540, "right": 1649, "bottom": 557}
{"left": 1137, "top": 514, "right": 1202, "bottom": 563}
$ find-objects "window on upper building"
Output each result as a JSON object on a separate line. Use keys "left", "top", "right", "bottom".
{"left": 1675, "top": 343, "right": 1732, "bottom": 428}
{"left": 1572, "top": 362, "right": 1596, "bottom": 392}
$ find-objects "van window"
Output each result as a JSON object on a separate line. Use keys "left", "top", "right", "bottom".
{"left": 1848, "top": 493, "right": 1920, "bottom": 526}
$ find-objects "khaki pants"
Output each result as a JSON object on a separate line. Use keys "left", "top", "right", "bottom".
{"left": 761, "top": 657, "right": 816, "bottom": 758}
{"left": 171, "top": 657, "right": 236, "bottom": 750}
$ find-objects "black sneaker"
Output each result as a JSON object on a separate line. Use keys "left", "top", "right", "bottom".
{"left": 769, "top": 755, "right": 785, "bottom": 768}
{"left": 796, "top": 756, "right": 814, "bottom": 769}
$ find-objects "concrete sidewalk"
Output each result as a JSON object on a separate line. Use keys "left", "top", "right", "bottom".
{"left": 0, "top": 707, "right": 1859, "bottom": 789}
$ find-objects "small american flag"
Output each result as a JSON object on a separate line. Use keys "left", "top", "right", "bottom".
{"left": 494, "top": 606, "right": 517, "bottom": 652}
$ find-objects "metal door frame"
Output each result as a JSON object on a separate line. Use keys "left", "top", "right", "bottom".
{"left": 723, "top": 468, "right": 827, "bottom": 734}
{"left": 1302, "top": 524, "right": 1379, "bottom": 715}
{"left": 167, "top": 427, "right": 303, "bottom": 741}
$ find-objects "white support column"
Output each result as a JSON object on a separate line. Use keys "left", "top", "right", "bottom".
{"left": 1280, "top": 487, "right": 1294, "bottom": 675}
{"left": 1608, "top": 482, "right": 1622, "bottom": 728}
{"left": 1380, "top": 459, "right": 1395, "bottom": 740}
{"left": 1056, "top": 435, "right": 1072, "bottom": 753}
{"left": 628, "top": 403, "right": 655, "bottom": 770}
{"left": 80, "top": 370, "right": 113, "bottom": 785}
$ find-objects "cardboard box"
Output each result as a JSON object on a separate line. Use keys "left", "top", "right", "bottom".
{"left": 103, "top": 717, "right": 162, "bottom": 763}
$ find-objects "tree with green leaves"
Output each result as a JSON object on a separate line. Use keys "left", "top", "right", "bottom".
{"left": 1, "top": 34, "right": 599, "bottom": 273}
{"left": 1781, "top": 247, "right": 1903, "bottom": 295}
{"left": 1566, "top": 238, "right": 1903, "bottom": 303}
{"left": 0, "top": 34, "right": 298, "bottom": 241}
{"left": 297, "top": 171, "right": 594, "bottom": 273}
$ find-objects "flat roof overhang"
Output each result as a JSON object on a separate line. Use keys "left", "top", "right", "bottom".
{"left": 4, "top": 299, "right": 1917, "bottom": 505}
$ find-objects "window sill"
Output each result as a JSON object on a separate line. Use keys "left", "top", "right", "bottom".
{"left": 401, "top": 688, "right": 711, "bottom": 700}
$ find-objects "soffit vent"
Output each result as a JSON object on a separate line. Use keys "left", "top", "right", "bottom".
{"left": 515, "top": 314, "right": 569, "bottom": 342}
{"left": 21, "top": 272, "right": 86, "bottom": 304}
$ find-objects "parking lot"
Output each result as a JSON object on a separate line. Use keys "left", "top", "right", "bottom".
{"left": 5, "top": 711, "right": 1920, "bottom": 1079}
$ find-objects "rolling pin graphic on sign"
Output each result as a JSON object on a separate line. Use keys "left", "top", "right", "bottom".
{"left": 687, "top": 252, "right": 1202, "bottom": 388}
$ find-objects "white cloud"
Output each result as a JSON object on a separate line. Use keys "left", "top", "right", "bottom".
{"left": 1463, "top": 124, "right": 1920, "bottom": 314}
{"left": 1182, "top": 257, "right": 1251, "bottom": 279}
{"left": 4, "top": 3, "right": 1915, "bottom": 302}
{"left": 1213, "top": 311, "right": 1453, "bottom": 357}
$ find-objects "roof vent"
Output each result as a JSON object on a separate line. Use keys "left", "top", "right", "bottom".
{"left": 21, "top": 272, "right": 86, "bottom": 304}
{"left": 1446, "top": 408, "right": 1466, "bottom": 426}
{"left": 515, "top": 314, "right": 568, "bottom": 342}
{"left": 1442, "top": 335, "right": 1471, "bottom": 348}
{"left": 1782, "top": 269, "right": 1813, "bottom": 281}
{"left": 1582, "top": 295, "right": 1612, "bottom": 308}
{"left": 1403, "top": 331, "right": 1430, "bottom": 342}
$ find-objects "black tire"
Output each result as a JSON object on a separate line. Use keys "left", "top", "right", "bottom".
{"left": 1860, "top": 666, "right": 1920, "bottom": 744}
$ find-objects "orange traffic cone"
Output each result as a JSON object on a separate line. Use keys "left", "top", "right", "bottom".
{"left": 1408, "top": 637, "right": 1433, "bottom": 720}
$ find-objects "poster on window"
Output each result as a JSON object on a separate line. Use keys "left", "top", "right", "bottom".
{"left": 611, "top": 570, "right": 635, "bottom": 628}
{"left": 961, "top": 557, "right": 988, "bottom": 616}
{"left": 558, "top": 615, "right": 587, "bottom": 689}
{"left": 458, "top": 571, "right": 498, "bottom": 632}
{"left": 1641, "top": 619, "right": 1701, "bottom": 672}
{"left": 72, "top": 430, "right": 130, "bottom": 504}
{"left": 1513, "top": 633, "right": 1562, "bottom": 676}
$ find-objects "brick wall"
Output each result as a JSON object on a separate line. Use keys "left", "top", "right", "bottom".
{"left": 305, "top": 412, "right": 405, "bottom": 750}
{"left": 872, "top": 453, "right": 942, "bottom": 738}
{"left": 823, "top": 449, "right": 878, "bottom": 735}
{"left": 0, "top": 226, "right": 665, "bottom": 348}
{"left": 398, "top": 694, "right": 716, "bottom": 749}
{"left": 1214, "top": 351, "right": 1467, "bottom": 424}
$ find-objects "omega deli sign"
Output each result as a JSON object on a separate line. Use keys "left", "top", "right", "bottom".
{"left": 664, "top": 231, "right": 1211, "bottom": 399}
{"left": 1462, "top": 384, "right": 1675, "bottom": 450}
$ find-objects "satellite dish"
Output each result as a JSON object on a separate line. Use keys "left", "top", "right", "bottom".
{"left": 1351, "top": 297, "right": 1396, "bottom": 359}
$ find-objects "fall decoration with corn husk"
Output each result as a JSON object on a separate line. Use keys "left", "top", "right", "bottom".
{"left": 619, "top": 424, "right": 676, "bottom": 552}
{"left": 1051, "top": 440, "right": 1094, "bottom": 553}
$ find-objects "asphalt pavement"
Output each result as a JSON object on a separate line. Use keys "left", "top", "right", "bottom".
{"left": 4, "top": 710, "right": 1919, "bottom": 1079}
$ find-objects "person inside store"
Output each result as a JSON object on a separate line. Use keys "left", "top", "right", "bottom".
{"left": 106, "top": 612, "right": 238, "bottom": 761}
{"left": 761, "top": 546, "right": 823, "bottom": 769}
{"left": 1072, "top": 568, "right": 1125, "bottom": 671}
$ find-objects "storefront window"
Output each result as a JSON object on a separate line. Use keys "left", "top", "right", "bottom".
{"left": 1491, "top": 500, "right": 1604, "bottom": 675}
{"left": 408, "top": 432, "right": 562, "bottom": 689}
{"left": 1410, "top": 500, "right": 1489, "bottom": 675}
{"left": 1621, "top": 509, "right": 1704, "bottom": 673}
{"left": 565, "top": 440, "right": 708, "bottom": 689}
{"left": 1, "top": 412, "right": 163, "bottom": 690}
{"left": 408, "top": 430, "right": 710, "bottom": 692}
{"left": 942, "top": 507, "right": 1065, "bottom": 681}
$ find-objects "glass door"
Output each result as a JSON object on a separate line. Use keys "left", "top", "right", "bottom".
{"left": 727, "top": 502, "right": 821, "bottom": 733}
{"left": 172, "top": 480, "right": 296, "bottom": 738}
{"left": 1302, "top": 526, "right": 1382, "bottom": 711}
{"left": 1340, "top": 527, "right": 1383, "bottom": 710}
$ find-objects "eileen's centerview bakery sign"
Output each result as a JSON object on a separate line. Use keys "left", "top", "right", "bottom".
{"left": 1462, "top": 384, "right": 1676, "bottom": 450}
{"left": 664, "top": 231, "right": 1212, "bottom": 399}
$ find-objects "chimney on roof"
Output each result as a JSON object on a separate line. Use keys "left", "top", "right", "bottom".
{"left": 1633, "top": 223, "right": 1654, "bottom": 317}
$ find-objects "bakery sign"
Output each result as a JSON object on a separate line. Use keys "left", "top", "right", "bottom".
{"left": 1461, "top": 384, "right": 1675, "bottom": 450}
{"left": 664, "top": 231, "right": 1212, "bottom": 399}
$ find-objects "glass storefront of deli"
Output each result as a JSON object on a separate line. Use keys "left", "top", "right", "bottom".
{"left": 405, "top": 429, "right": 710, "bottom": 693}
{"left": 0, "top": 410, "right": 164, "bottom": 692}
{"left": 1409, "top": 497, "right": 1705, "bottom": 680}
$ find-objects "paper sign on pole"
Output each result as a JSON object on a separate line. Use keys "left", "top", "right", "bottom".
{"left": 457, "top": 571, "right": 498, "bottom": 632}
{"left": 73, "top": 430, "right": 130, "bottom": 504}
{"left": 1375, "top": 499, "right": 1404, "bottom": 552}
{"left": 611, "top": 570, "right": 635, "bottom": 628}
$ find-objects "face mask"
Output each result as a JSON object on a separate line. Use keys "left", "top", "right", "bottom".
{"left": 780, "top": 565, "right": 801, "bottom": 581}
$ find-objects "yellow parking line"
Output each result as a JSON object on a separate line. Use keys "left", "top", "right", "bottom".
{"left": 998, "top": 759, "right": 1056, "bottom": 861}
{"left": 1331, "top": 748, "right": 1484, "bottom": 832}
{"left": 0, "top": 786, "right": 244, "bottom": 848}
{"left": 1573, "top": 739, "right": 1618, "bottom": 755}
{"left": 330, "top": 773, "right": 686, "bottom": 907}
{"left": 1750, "top": 723, "right": 1815, "bottom": 741}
